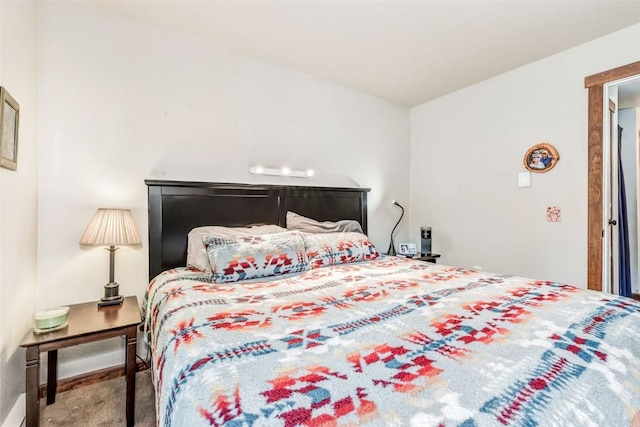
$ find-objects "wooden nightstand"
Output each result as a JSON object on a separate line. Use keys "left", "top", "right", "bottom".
{"left": 20, "top": 296, "right": 141, "bottom": 427}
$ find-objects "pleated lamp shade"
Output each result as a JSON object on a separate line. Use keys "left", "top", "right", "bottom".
{"left": 79, "top": 208, "right": 141, "bottom": 246}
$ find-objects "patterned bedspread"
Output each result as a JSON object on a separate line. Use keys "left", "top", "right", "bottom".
{"left": 143, "top": 257, "right": 640, "bottom": 427}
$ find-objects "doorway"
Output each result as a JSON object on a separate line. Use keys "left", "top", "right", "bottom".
{"left": 601, "top": 78, "right": 640, "bottom": 296}
{"left": 585, "top": 60, "right": 640, "bottom": 297}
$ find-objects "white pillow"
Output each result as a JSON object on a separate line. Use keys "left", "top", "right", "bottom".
{"left": 187, "top": 224, "right": 287, "bottom": 272}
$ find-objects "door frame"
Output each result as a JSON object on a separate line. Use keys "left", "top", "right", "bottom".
{"left": 585, "top": 60, "right": 640, "bottom": 291}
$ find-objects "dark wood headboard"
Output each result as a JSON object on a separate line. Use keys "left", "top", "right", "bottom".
{"left": 145, "top": 180, "right": 370, "bottom": 279}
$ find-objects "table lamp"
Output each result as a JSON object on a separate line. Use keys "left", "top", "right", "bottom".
{"left": 387, "top": 200, "right": 404, "bottom": 256}
{"left": 79, "top": 208, "right": 141, "bottom": 307}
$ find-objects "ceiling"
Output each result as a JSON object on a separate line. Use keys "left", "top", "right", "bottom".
{"left": 97, "top": 0, "right": 640, "bottom": 107}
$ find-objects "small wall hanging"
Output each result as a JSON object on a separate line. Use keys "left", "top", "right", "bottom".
{"left": 523, "top": 142, "right": 559, "bottom": 173}
{"left": 0, "top": 86, "right": 19, "bottom": 170}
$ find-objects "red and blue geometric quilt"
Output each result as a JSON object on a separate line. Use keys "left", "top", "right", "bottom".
{"left": 143, "top": 257, "right": 640, "bottom": 427}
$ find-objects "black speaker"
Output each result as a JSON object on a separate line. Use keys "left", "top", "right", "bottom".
{"left": 420, "top": 227, "right": 432, "bottom": 256}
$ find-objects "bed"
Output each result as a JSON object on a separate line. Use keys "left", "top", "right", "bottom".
{"left": 143, "top": 180, "right": 640, "bottom": 427}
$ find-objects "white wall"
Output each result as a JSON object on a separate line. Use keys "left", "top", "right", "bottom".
{"left": 410, "top": 23, "right": 640, "bottom": 287}
{"left": 36, "top": 2, "right": 409, "bottom": 374}
{"left": 0, "top": 1, "right": 38, "bottom": 425}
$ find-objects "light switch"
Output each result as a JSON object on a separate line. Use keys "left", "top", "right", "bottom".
{"left": 518, "top": 172, "right": 531, "bottom": 187}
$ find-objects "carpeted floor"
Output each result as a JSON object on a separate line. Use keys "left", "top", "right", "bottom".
{"left": 39, "top": 369, "right": 155, "bottom": 426}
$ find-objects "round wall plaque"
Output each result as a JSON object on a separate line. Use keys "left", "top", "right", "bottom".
{"left": 523, "top": 143, "right": 559, "bottom": 173}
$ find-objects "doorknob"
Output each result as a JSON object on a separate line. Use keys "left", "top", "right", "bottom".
{"left": 609, "top": 219, "right": 617, "bottom": 225}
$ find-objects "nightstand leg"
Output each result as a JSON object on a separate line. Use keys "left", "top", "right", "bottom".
{"left": 47, "top": 349, "right": 58, "bottom": 404}
{"left": 125, "top": 326, "right": 137, "bottom": 427}
{"left": 25, "top": 345, "right": 40, "bottom": 427}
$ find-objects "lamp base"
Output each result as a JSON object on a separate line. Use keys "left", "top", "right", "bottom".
{"left": 98, "top": 295, "right": 124, "bottom": 307}
{"left": 387, "top": 241, "right": 397, "bottom": 256}
{"left": 98, "top": 281, "right": 123, "bottom": 307}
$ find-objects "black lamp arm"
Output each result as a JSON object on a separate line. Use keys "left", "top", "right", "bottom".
{"left": 388, "top": 202, "right": 404, "bottom": 256}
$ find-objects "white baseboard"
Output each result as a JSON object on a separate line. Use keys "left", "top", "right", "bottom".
{"left": 3, "top": 393, "right": 25, "bottom": 427}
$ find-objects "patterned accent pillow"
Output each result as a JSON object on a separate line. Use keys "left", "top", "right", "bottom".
{"left": 188, "top": 224, "right": 287, "bottom": 273}
{"left": 203, "top": 231, "right": 309, "bottom": 283}
{"left": 303, "top": 232, "right": 380, "bottom": 268}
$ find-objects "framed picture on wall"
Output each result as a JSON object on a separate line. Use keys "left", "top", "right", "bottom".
{"left": 523, "top": 143, "right": 559, "bottom": 173}
{"left": 0, "top": 87, "right": 19, "bottom": 171}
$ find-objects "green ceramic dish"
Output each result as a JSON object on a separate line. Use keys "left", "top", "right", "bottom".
{"left": 33, "top": 306, "right": 69, "bottom": 331}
